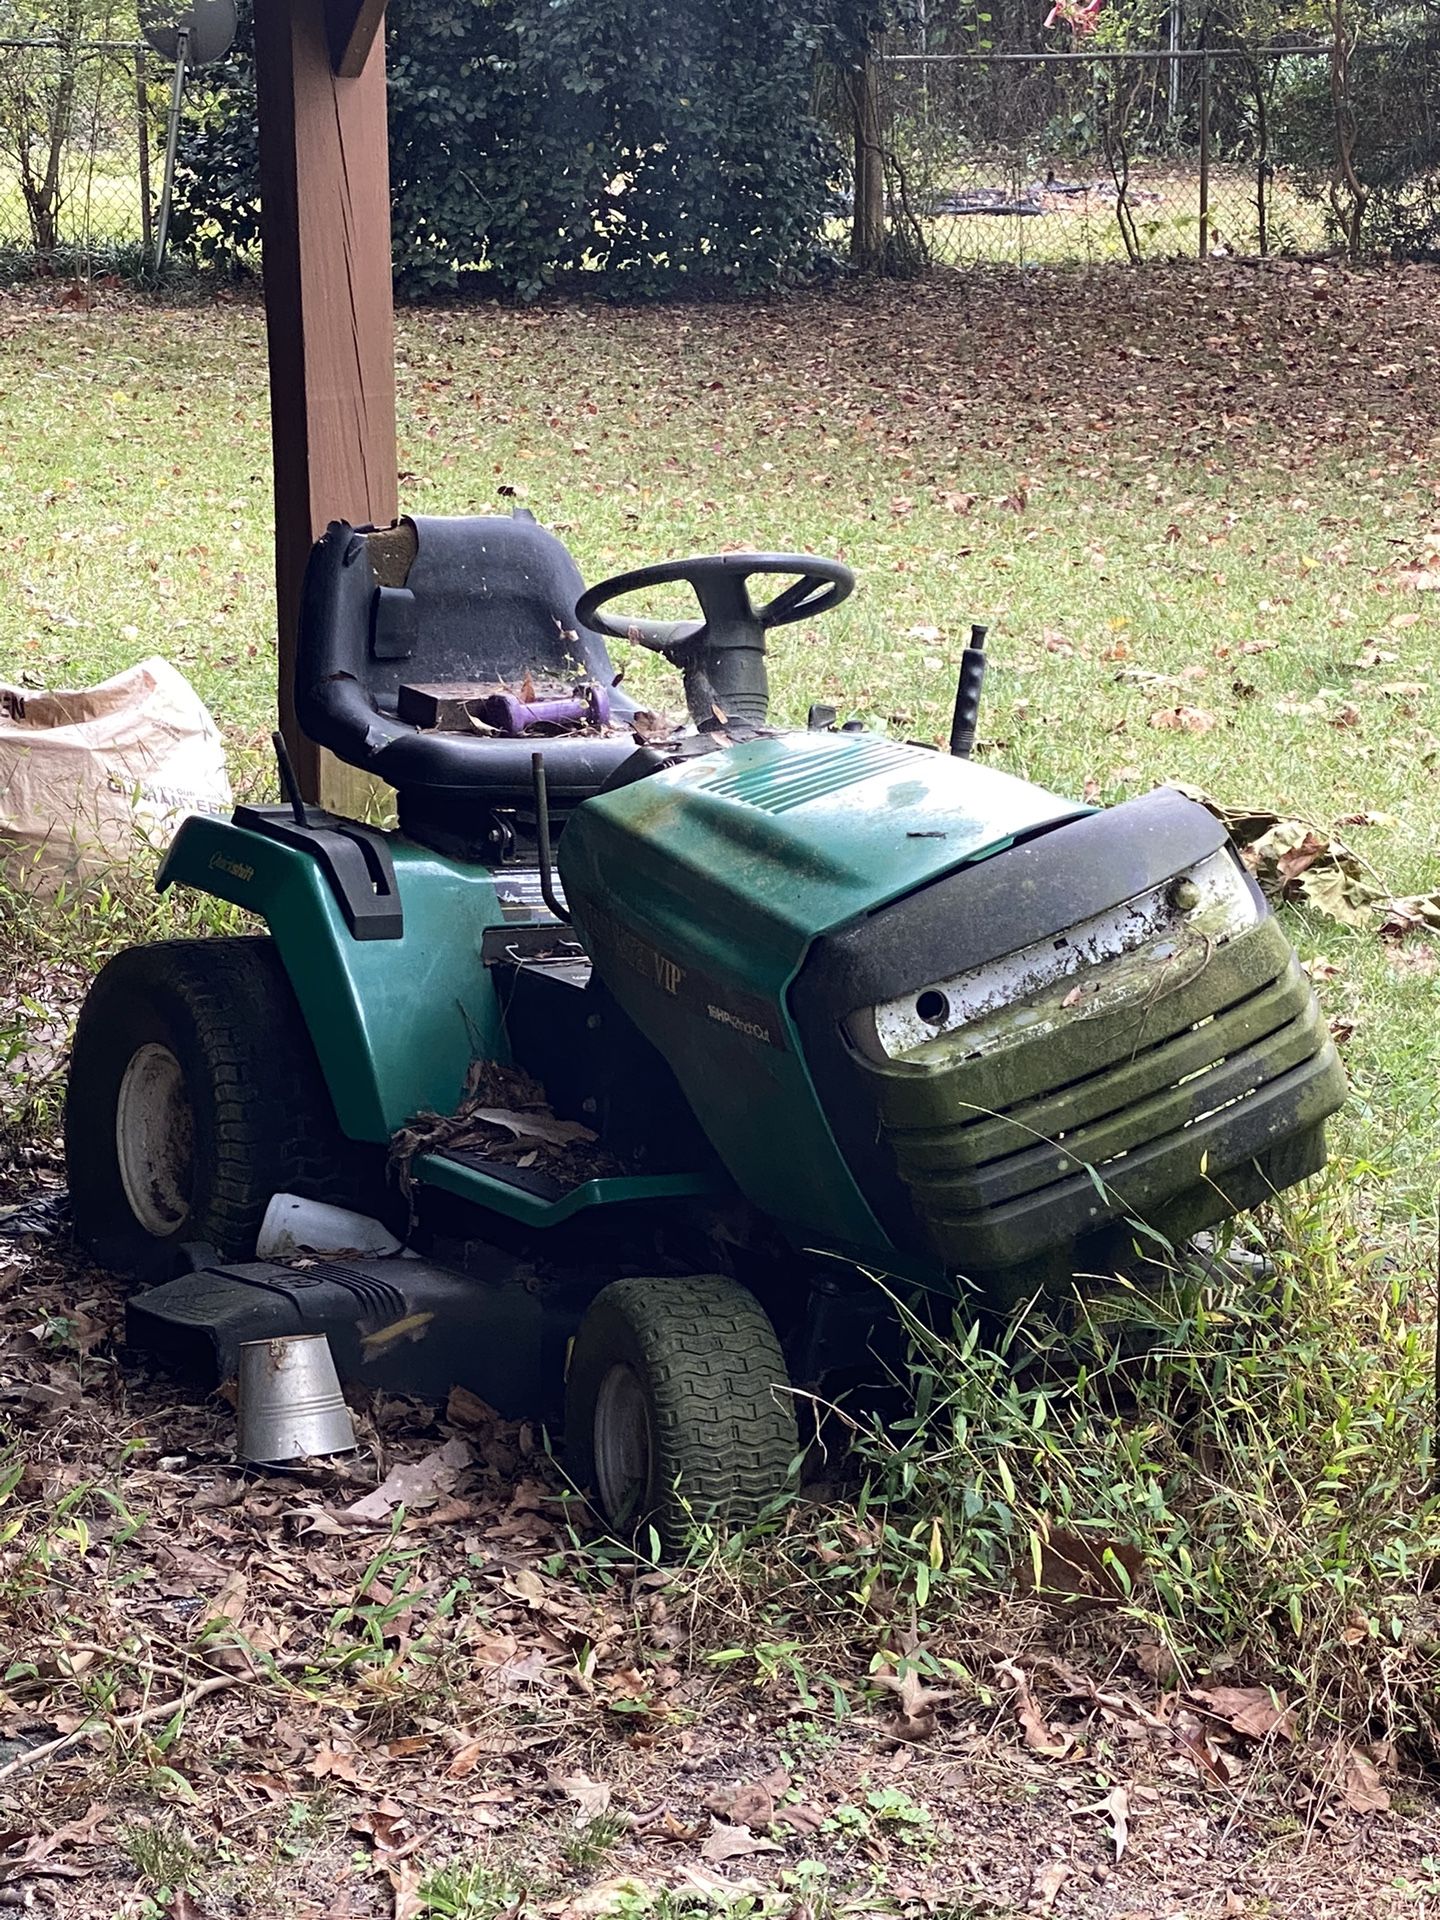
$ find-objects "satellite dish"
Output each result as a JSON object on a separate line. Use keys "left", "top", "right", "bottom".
{"left": 143, "top": 0, "right": 237, "bottom": 272}
{"left": 140, "top": 0, "right": 237, "bottom": 68}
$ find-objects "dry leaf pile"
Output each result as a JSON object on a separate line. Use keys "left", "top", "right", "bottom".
{"left": 388, "top": 1059, "right": 627, "bottom": 1195}
{"left": 1164, "top": 781, "right": 1439, "bottom": 940}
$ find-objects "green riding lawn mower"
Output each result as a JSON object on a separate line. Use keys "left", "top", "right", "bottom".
{"left": 65, "top": 512, "right": 1346, "bottom": 1547}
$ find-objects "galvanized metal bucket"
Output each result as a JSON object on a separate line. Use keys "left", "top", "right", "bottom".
{"left": 236, "top": 1332, "right": 355, "bottom": 1463}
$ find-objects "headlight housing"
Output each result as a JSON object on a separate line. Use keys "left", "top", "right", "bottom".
{"left": 850, "top": 847, "right": 1261, "bottom": 1065}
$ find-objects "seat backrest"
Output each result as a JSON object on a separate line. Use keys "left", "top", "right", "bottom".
{"left": 295, "top": 512, "right": 639, "bottom": 810}
{"left": 309, "top": 510, "right": 620, "bottom": 708}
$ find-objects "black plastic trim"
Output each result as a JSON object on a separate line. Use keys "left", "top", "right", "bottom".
{"left": 231, "top": 804, "right": 404, "bottom": 941}
{"left": 794, "top": 787, "right": 1230, "bottom": 1023}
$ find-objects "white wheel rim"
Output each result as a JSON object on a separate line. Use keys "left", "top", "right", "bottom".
{"left": 593, "top": 1363, "right": 652, "bottom": 1528}
{"left": 115, "top": 1042, "right": 194, "bottom": 1237}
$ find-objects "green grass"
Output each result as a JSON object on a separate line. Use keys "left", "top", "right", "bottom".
{"left": 1, "top": 264, "right": 1438, "bottom": 1757}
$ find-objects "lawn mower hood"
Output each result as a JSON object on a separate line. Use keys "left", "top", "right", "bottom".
{"left": 558, "top": 730, "right": 1345, "bottom": 1298}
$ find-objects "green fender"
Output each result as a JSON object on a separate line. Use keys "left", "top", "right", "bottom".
{"left": 157, "top": 815, "right": 507, "bottom": 1142}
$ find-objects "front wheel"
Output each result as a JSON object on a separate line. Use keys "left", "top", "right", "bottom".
{"left": 565, "top": 1275, "right": 798, "bottom": 1555}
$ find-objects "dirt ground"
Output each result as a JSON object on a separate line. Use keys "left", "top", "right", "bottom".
{"left": 3, "top": 1218, "right": 1439, "bottom": 1920}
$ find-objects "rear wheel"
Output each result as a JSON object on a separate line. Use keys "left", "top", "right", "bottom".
{"left": 565, "top": 1275, "right": 797, "bottom": 1554}
{"left": 66, "top": 936, "right": 373, "bottom": 1273}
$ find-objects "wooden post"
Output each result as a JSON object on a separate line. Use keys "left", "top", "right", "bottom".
{"left": 253, "top": 0, "right": 397, "bottom": 811}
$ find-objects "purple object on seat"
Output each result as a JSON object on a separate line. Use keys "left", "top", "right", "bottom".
{"left": 476, "top": 684, "right": 612, "bottom": 736}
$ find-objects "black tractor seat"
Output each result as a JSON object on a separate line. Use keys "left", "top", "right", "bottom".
{"left": 297, "top": 512, "right": 642, "bottom": 855}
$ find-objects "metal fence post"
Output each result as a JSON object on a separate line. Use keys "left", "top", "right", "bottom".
{"left": 135, "top": 44, "right": 153, "bottom": 260}
{"left": 1198, "top": 48, "right": 1211, "bottom": 258}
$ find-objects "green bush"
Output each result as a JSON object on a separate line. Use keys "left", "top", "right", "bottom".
{"left": 169, "top": 0, "right": 844, "bottom": 299}
{"left": 1274, "top": 32, "right": 1440, "bottom": 259}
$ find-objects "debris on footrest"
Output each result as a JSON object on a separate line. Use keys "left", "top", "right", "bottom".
{"left": 389, "top": 1059, "right": 628, "bottom": 1193}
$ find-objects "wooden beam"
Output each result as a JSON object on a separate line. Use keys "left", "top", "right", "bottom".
{"left": 254, "top": 0, "right": 398, "bottom": 812}
{"left": 324, "top": 0, "right": 388, "bottom": 78}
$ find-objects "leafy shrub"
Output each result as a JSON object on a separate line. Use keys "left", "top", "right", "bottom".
{"left": 1274, "top": 32, "right": 1440, "bottom": 259}
{"left": 169, "top": 0, "right": 844, "bottom": 299}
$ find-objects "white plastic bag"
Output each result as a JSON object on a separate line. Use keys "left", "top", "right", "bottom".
{"left": 0, "top": 656, "right": 232, "bottom": 884}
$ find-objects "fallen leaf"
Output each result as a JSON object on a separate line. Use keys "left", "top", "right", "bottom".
{"left": 386, "top": 1857, "right": 424, "bottom": 1920}
{"left": 468, "top": 1106, "right": 598, "bottom": 1147}
{"left": 446, "top": 1738, "right": 490, "bottom": 1778}
{"left": 343, "top": 1438, "right": 472, "bottom": 1523}
{"left": 996, "top": 1658, "right": 1073, "bottom": 1758}
{"left": 547, "top": 1879, "right": 658, "bottom": 1919}
{"left": 1080, "top": 1784, "right": 1130, "bottom": 1859}
{"left": 1299, "top": 865, "right": 1376, "bottom": 930}
{"left": 207, "top": 1568, "right": 248, "bottom": 1628}
{"left": 1187, "top": 1683, "right": 1295, "bottom": 1742}
{"left": 1029, "top": 1860, "right": 1070, "bottom": 1911}
{"left": 1172, "top": 1707, "right": 1232, "bottom": 1782}
{"left": 1274, "top": 830, "right": 1330, "bottom": 882}
{"left": 292, "top": 1503, "right": 348, "bottom": 1536}
{"left": 705, "top": 1778, "right": 779, "bottom": 1830}
{"left": 446, "top": 1384, "right": 495, "bottom": 1427}
{"left": 1149, "top": 703, "right": 1218, "bottom": 733}
{"left": 552, "top": 1769, "right": 612, "bottom": 1825}
{"left": 502, "top": 1565, "right": 549, "bottom": 1608}
{"left": 1022, "top": 1528, "right": 1145, "bottom": 1609}
{"left": 700, "top": 1820, "right": 782, "bottom": 1864}
{"left": 871, "top": 1663, "right": 953, "bottom": 1741}
{"left": 1341, "top": 1749, "right": 1391, "bottom": 1814}
{"left": 1135, "top": 1635, "right": 1179, "bottom": 1685}
{"left": 351, "top": 1806, "right": 416, "bottom": 1857}
{"left": 163, "top": 1896, "right": 212, "bottom": 1920}
{"left": 673, "top": 1866, "right": 767, "bottom": 1901}
{"left": 1389, "top": 892, "right": 1440, "bottom": 930}
{"left": 309, "top": 1745, "right": 363, "bottom": 1785}
{"left": 600, "top": 1665, "right": 650, "bottom": 1701}
{"left": 15, "top": 1804, "right": 109, "bottom": 1867}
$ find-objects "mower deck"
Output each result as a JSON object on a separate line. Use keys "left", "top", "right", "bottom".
{"left": 127, "top": 1250, "right": 575, "bottom": 1415}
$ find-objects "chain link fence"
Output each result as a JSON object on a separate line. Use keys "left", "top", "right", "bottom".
{"left": 0, "top": 37, "right": 153, "bottom": 267}
{"left": 870, "top": 41, "right": 1387, "bottom": 267}
{"left": 0, "top": 29, "right": 1427, "bottom": 279}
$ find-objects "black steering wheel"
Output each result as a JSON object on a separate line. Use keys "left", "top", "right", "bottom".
{"left": 576, "top": 552, "right": 855, "bottom": 729}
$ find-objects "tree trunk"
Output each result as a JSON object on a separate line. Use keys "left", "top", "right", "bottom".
{"left": 1328, "top": 0, "right": 1368, "bottom": 259}
{"left": 850, "top": 48, "right": 885, "bottom": 272}
{"left": 22, "top": 0, "right": 84, "bottom": 254}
